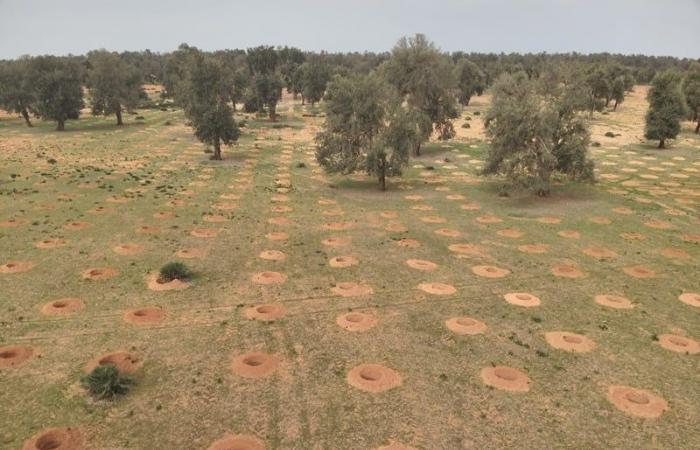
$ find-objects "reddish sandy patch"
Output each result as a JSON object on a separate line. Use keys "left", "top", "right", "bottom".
{"left": 329, "top": 256, "right": 359, "bottom": 268}
{"left": 266, "top": 231, "right": 289, "bottom": 241}
{"left": 537, "top": 216, "right": 561, "bottom": 224}
{"left": 176, "top": 248, "right": 207, "bottom": 259}
{"left": 380, "top": 211, "right": 398, "bottom": 219}
{"left": 336, "top": 312, "right": 377, "bottom": 332}
{"left": 81, "top": 267, "right": 116, "bottom": 281}
{"left": 622, "top": 265, "right": 656, "bottom": 279}
{"left": 153, "top": 211, "right": 174, "bottom": 219}
{"left": 411, "top": 205, "right": 434, "bottom": 211}
{"left": 332, "top": 282, "right": 373, "bottom": 297}
{"left": 244, "top": 304, "right": 285, "bottom": 321}
{"left": 481, "top": 366, "right": 530, "bottom": 392}
{"left": 607, "top": 385, "right": 668, "bottom": 419}
{"left": 41, "top": 298, "right": 82, "bottom": 316}
{"left": 418, "top": 282, "right": 456, "bottom": 295}
{"left": 472, "top": 265, "right": 510, "bottom": 278}
{"left": 0, "top": 261, "right": 35, "bottom": 274}
{"left": 612, "top": 207, "right": 634, "bottom": 215}
{"left": 211, "top": 202, "right": 237, "bottom": 211}
{"left": 207, "top": 434, "right": 264, "bottom": 450}
{"left": 518, "top": 244, "right": 548, "bottom": 254}
{"left": 88, "top": 206, "right": 111, "bottom": 215}
{"left": 385, "top": 223, "right": 407, "bottom": 232}
{"left": 476, "top": 215, "right": 502, "bottom": 224}
{"left": 136, "top": 225, "right": 160, "bottom": 235}
{"left": 681, "top": 234, "right": 700, "bottom": 244}
{"left": 271, "top": 195, "right": 289, "bottom": 203}
{"left": 322, "top": 221, "right": 353, "bottom": 231}
{"left": 657, "top": 334, "right": 699, "bottom": 354}
{"left": 34, "top": 238, "right": 67, "bottom": 249}
{"left": 124, "top": 307, "right": 166, "bottom": 324}
{"left": 259, "top": 250, "right": 286, "bottom": 261}
{"left": 582, "top": 247, "right": 617, "bottom": 258}
{"left": 22, "top": 427, "right": 83, "bottom": 450}
{"left": 231, "top": 352, "right": 279, "bottom": 378}
{"left": 420, "top": 215, "right": 447, "bottom": 224}
{"left": 405, "top": 259, "right": 438, "bottom": 271}
{"left": 678, "top": 292, "right": 700, "bottom": 307}
{"left": 63, "top": 221, "right": 91, "bottom": 231}
{"left": 434, "top": 228, "right": 461, "bottom": 237}
{"left": 396, "top": 238, "right": 420, "bottom": 248}
{"left": 589, "top": 216, "right": 612, "bottom": 225}
{"left": 448, "top": 243, "right": 486, "bottom": 257}
{"left": 545, "top": 331, "right": 595, "bottom": 353}
{"left": 85, "top": 351, "right": 141, "bottom": 374}
{"left": 147, "top": 273, "right": 190, "bottom": 291}
{"left": 0, "top": 218, "right": 27, "bottom": 227}
{"left": 268, "top": 217, "right": 294, "bottom": 226}
{"left": 404, "top": 195, "right": 423, "bottom": 201}
{"left": 0, "top": 345, "right": 34, "bottom": 369}
{"left": 595, "top": 294, "right": 634, "bottom": 309}
{"left": 322, "top": 236, "right": 351, "bottom": 247}
{"left": 251, "top": 272, "right": 287, "bottom": 285}
{"left": 191, "top": 228, "right": 218, "bottom": 238}
{"left": 445, "top": 317, "right": 487, "bottom": 335}
{"left": 497, "top": 228, "right": 523, "bottom": 239}
{"left": 504, "top": 292, "right": 541, "bottom": 308}
{"left": 551, "top": 263, "right": 586, "bottom": 278}
{"left": 112, "top": 243, "right": 143, "bottom": 255}
{"left": 271, "top": 205, "right": 292, "bottom": 213}
{"left": 620, "top": 232, "right": 645, "bottom": 241}
{"left": 644, "top": 219, "right": 673, "bottom": 230}
{"left": 460, "top": 202, "right": 481, "bottom": 211}
{"left": 347, "top": 364, "right": 402, "bottom": 393}
{"left": 659, "top": 248, "right": 689, "bottom": 259}
{"left": 203, "top": 214, "right": 227, "bottom": 223}
{"left": 318, "top": 199, "right": 336, "bottom": 205}
{"left": 558, "top": 230, "right": 580, "bottom": 239}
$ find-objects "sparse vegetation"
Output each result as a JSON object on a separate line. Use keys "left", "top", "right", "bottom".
{"left": 81, "top": 365, "right": 132, "bottom": 399}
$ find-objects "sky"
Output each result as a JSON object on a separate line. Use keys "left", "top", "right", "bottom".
{"left": 1, "top": 0, "right": 699, "bottom": 59}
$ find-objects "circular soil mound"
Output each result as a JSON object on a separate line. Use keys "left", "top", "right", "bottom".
{"left": 581, "top": 247, "right": 617, "bottom": 258}
{"left": 259, "top": 250, "right": 286, "bottom": 261}
{"left": 385, "top": 223, "right": 407, "bottom": 232}
{"left": 476, "top": 215, "right": 502, "bottom": 224}
{"left": 0, "top": 218, "right": 27, "bottom": 227}
{"left": 191, "top": 228, "right": 218, "bottom": 238}
{"left": 607, "top": 385, "right": 668, "bottom": 418}
{"left": 445, "top": 317, "right": 487, "bottom": 335}
{"left": 271, "top": 205, "right": 292, "bottom": 213}
{"left": 504, "top": 293, "right": 541, "bottom": 308}
{"left": 396, "top": 238, "right": 420, "bottom": 248}
{"left": 472, "top": 265, "right": 510, "bottom": 278}
{"left": 620, "top": 232, "right": 645, "bottom": 241}
{"left": 405, "top": 259, "right": 437, "bottom": 271}
{"left": 153, "top": 211, "right": 174, "bottom": 219}
{"left": 0, "top": 345, "right": 34, "bottom": 369}
{"left": 124, "top": 307, "right": 166, "bottom": 324}
{"left": 322, "top": 222, "right": 353, "bottom": 231}
{"left": 434, "top": 228, "right": 461, "bottom": 237}
{"left": 322, "top": 236, "right": 351, "bottom": 247}
{"left": 460, "top": 202, "right": 481, "bottom": 211}
{"left": 682, "top": 234, "right": 700, "bottom": 244}
{"left": 35, "top": 238, "right": 67, "bottom": 249}
{"left": 251, "top": 272, "right": 287, "bottom": 285}
{"left": 623, "top": 265, "right": 656, "bottom": 279}
{"left": 558, "top": 230, "right": 580, "bottom": 239}
{"left": 332, "top": 282, "right": 373, "bottom": 297}
{"left": 268, "top": 217, "right": 293, "bottom": 226}
{"left": 0, "top": 261, "right": 34, "bottom": 274}
{"left": 678, "top": 292, "right": 700, "bottom": 308}
{"left": 420, "top": 216, "right": 447, "bottom": 224}
{"left": 176, "top": 248, "right": 207, "bottom": 259}
{"left": 81, "top": 267, "right": 116, "bottom": 281}
{"left": 658, "top": 334, "right": 700, "bottom": 354}
{"left": 22, "top": 427, "right": 83, "bottom": 450}
{"left": 544, "top": 331, "right": 595, "bottom": 353}
{"left": 481, "top": 366, "right": 530, "bottom": 392}
{"left": 147, "top": 274, "right": 190, "bottom": 291}
{"left": 329, "top": 256, "right": 359, "bottom": 268}
{"left": 659, "top": 248, "right": 689, "bottom": 259}
{"left": 63, "top": 221, "right": 91, "bottom": 231}
{"left": 418, "top": 282, "right": 456, "bottom": 295}
{"left": 595, "top": 294, "right": 634, "bottom": 309}
{"left": 207, "top": 434, "right": 264, "bottom": 450}
{"left": 612, "top": 207, "right": 634, "bottom": 215}
{"left": 448, "top": 244, "right": 484, "bottom": 256}
{"left": 537, "top": 216, "right": 561, "bottom": 224}
{"left": 136, "top": 225, "right": 160, "bottom": 234}
{"left": 644, "top": 220, "right": 673, "bottom": 230}
{"left": 589, "top": 216, "right": 612, "bottom": 225}
{"left": 112, "top": 243, "right": 143, "bottom": 255}
{"left": 347, "top": 364, "right": 402, "bottom": 393}
{"left": 85, "top": 351, "right": 141, "bottom": 374}
{"left": 551, "top": 264, "right": 585, "bottom": 278}
{"left": 518, "top": 244, "right": 548, "bottom": 254}
{"left": 337, "top": 312, "right": 377, "bottom": 332}
{"left": 266, "top": 232, "right": 288, "bottom": 241}
{"left": 231, "top": 352, "right": 279, "bottom": 378}
{"left": 203, "top": 214, "right": 228, "bottom": 223}
{"left": 244, "top": 304, "right": 285, "bottom": 322}
{"left": 497, "top": 228, "right": 523, "bottom": 239}
{"left": 41, "top": 298, "right": 82, "bottom": 316}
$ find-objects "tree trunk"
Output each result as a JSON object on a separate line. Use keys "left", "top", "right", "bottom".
{"left": 232, "top": 101, "right": 237, "bottom": 113}
{"left": 605, "top": 97, "right": 611, "bottom": 107}
{"left": 301, "top": 95, "right": 305, "bottom": 105}
{"left": 56, "top": 119, "right": 65, "bottom": 131}
{"left": 212, "top": 139, "right": 222, "bottom": 160}
{"left": 691, "top": 107, "right": 697, "bottom": 123}
{"left": 613, "top": 99, "right": 618, "bottom": 111}
{"left": 116, "top": 108, "right": 123, "bottom": 126}
{"left": 695, "top": 121, "right": 699, "bottom": 134}
{"left": 268, "top": 103, "right": 277, "bottom": 121}
{"left": 658, "top": 139, "right": 665, "bottom": 149}
{"left": 21, "top": 108, "right": 32, "bottom": 127}
{"left": 414, "top": 142, "right": 421, "bottom": 156}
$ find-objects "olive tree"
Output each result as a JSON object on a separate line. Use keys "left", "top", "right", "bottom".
{"left": 0, "top": 58, "right": 35, "bottom": 126}
{"left": 246, "top": 46, "right": 283, "bottom": 120}
{"left": 28, "top": 56, "right": 84, "bottom": 131}
{"left": 682, "top": 63, "right": 700, "bottom": 133}
{"left": 315, "top": 74, "right": 419, "bottom": 190}
{"left": 300, "top": 58, "right": 330, "bottom": 106}
{"left": 483, "top": 72, "right": 594, "bottom": 196}
{"left": 645, "top": 70, "right": 687, "bottom": 148}
{"left": 87, "top": 50, "right": 143, "bottom": 126}
{"left": 455, "top": 58, "right": 485, "bottom": 107}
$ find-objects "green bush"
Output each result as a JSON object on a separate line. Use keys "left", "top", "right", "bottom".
{"left": 462, "top": 123, "right": 471, "bottom": 128}
{"left": 159, "top": 262, "right": 191, "bottom": 282}
{"left": 81, "top": 365, "right": 132, "bottom": 399}
{"left": 604, "top": 131, "right": 616, "bottom": 137}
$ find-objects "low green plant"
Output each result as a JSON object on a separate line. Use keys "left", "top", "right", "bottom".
{"left": 158, "top": 262, "right": 192, "bottom": 282}
{"left": 81, "top": 365, "right": 132, "bottom": 399}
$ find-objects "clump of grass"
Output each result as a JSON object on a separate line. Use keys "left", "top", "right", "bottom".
{"left": 296, "top": 162, "right": 306, "bottom": 168}
{"left": 591, "top": 141, "right": 601, "bottom": 147}
{"left": 158, "top": 262, "right": 192, "bottom": 283}
{"left": 462, "top": 123, "right": 471, "bottom": 128}
{"left": 81, "top": 365, "right": 132, "bottom": 399}
{"left": 604, "top": 131, "right": 616, "bottom": 137}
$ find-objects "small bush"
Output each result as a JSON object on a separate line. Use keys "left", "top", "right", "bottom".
{"left": 591, "top": 141, "right": 601, "bottom": 147}
{"left": 47, "top": 158, "right": 57, "bottom": 164}
{"left": 473, "top": 111, "right": 481, "bottom": 116}
{"left": 464, "top": 116, "right": 472, "bottom": 121}
{"left": 159, "top": 262, "right": 191, "bottom": 282}
{"left": 81, "top": 365, "right": 132, "bottom": 399}
{"left": 296, "top": 162, "right": 306, "bottom": 168}
{"left": 238, "top": 120, "right": 247, "bottom": 128}
{"left": 163, "top": 120, "right": 172, "bottom": 126}
{"left": 604, "top": 131, "right": 616, "bottom": 138}
{"left": 135, "top": 116, "right": 145, "bottom": 120}
{"left": 462, "top": 123, "right": 471, "bottom": 129}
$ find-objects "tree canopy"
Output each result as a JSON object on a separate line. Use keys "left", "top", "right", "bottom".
{"left": 27, "top": 56, "right": 84, "bottom": 131}
{"left": 644, "top": 70, "right": 687, "bottom": 148}
{"left": 682, "top": 63, "right": 700, "bottom": 133}
{"left": 0, "top": 57, "right": 35, "bottom": 126}
{"left": 87, "top": 50, "right": 143, "bottom": 125}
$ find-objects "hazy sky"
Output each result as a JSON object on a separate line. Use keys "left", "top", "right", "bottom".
{"left": 1, "top": 0, "right": 699, "bottom": 59}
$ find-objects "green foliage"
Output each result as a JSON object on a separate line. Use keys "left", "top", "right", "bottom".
{"left": 300, "top": 58, "right": 331, "bottom": 106}
{"left": 455, "top": 59, "right": 485, "bottom": 106}
{"left": 0, "top": 58, "right": 35, "bottom": 126}
{"left": 27, "top": 56, "right": 84, "bottom": 130}
{"left": 645, "top": 70, "right": 687, "bottom": 148}
{"left": 483, "top": 72, "right": 594, "bottom": 196}
{"left": 682, "top": 63, "right": 700, "bottom": 130}
{"left": 611, "top": 76, "right": 626, "bottom": 110}
{"left": 87, "top": 50, "right": 143, "bottom": 125}
{"left": 159, "top": 261, "right": 192, "bottom": 282}
{"left": 81, "top": 365, "right": 132, "bottom": 399}
{"left": 315, "top": 74, "right": 419, "bottom": 190}
{"left": 246, "top": 46, "right": 283, "bottom": 120}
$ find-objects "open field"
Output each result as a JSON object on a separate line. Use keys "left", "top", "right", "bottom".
{"left": 1, "top": 87, "right": 699, "bottom": 449}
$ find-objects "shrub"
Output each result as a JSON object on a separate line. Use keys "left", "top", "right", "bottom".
{"left": 604, "top": 131, "right": 616, "bottom": 137}
{"left": 473, "top": 111, "right": 481, "bottom": 116}
{"left": 81, "top": 365, "right": 132, "bottom": 399}
{"left": 296, "top": 162, "right": 306, "bottom": 168}
{"left": 591, "top": 141, "right": 601, "bottom": 147}
{"left": 158, "top": 262, "right": 191, "bottom": 283}
{"left": 135, "top": 116, "right": 145, "bottom": 120}
{"left": 238, "top": 120, "right": 247, "bottom": 128}
{"left": 462, "top": 123, "right": 471, "bottom": 128}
